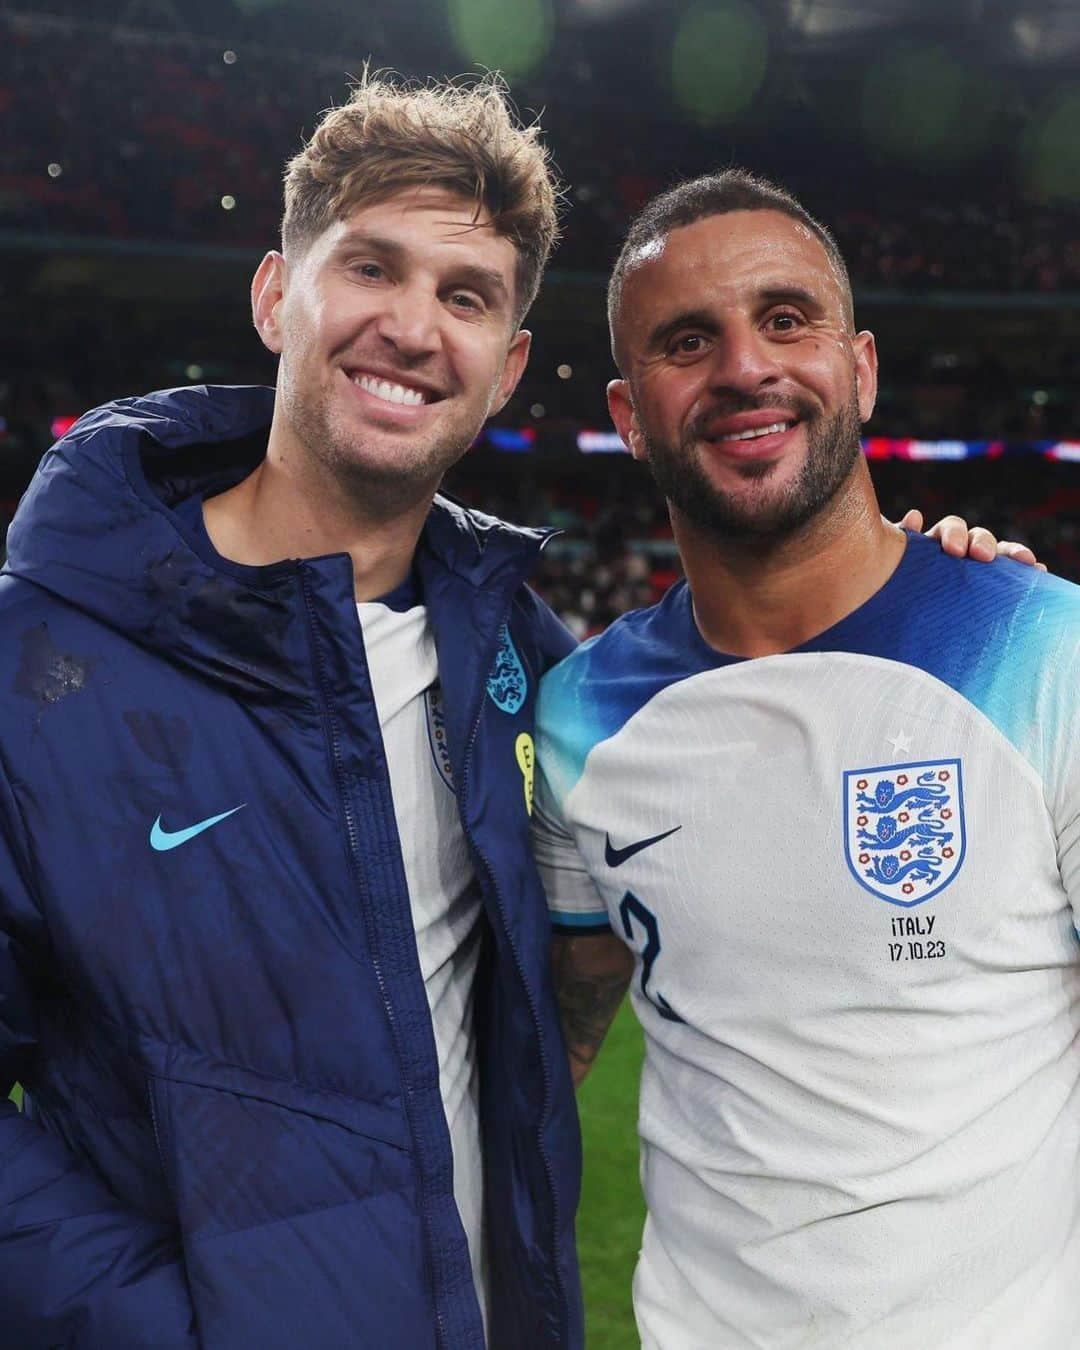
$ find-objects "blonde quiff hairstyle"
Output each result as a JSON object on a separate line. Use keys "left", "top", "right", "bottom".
{"left": 282, "top": 72, "right": 561, "bottom": 324}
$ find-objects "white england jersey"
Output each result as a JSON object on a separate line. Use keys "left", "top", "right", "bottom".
{"left": 357, "top": 590, "right": 489, "bottom": 1339}
{"left": 533, "top": 534, "right": 1080, "bottom": 1350}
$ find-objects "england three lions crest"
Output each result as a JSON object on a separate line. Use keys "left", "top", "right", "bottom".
{"left": 843, "top": 759, "right": 966, "bottom": 907}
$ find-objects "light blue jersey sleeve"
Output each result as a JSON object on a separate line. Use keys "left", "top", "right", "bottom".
{"left": 532, "top": 769, "right": 611, "bottom": 934}
{"left": 917, "top": 558, "right": 1080, "bottom": 932}
{"left": 986, "top": 575, "right": 1080, "bottom": 929}
{"left": 532, "top": 641, "right": 612, "bottom": 934}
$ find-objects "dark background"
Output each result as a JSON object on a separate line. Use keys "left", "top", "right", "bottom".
{"left": 2, "top": 0, "right": 1078, "bottom": 628}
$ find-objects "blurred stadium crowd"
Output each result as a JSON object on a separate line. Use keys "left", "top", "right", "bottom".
{"left": 446, "top": 455, "right": 1080, "bottom": 635}
{"left": 6, "top": 9, "right": 1080, "bottom": 292}
{"left": 1, "top": 0, "right": 1078, "bottom": 614}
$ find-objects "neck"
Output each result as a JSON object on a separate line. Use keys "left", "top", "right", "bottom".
{"left": 678, "top": 463, "right": 906, "bottom": 658}
{"left": 203, "top": 416, "right": 434, "bottom": 602}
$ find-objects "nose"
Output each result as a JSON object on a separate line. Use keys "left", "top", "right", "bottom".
{"left": 374, "top": 282, "right": 440, "bottom": 360}
{"left": 706, "top": 322, "right": 783, "bottom": 396}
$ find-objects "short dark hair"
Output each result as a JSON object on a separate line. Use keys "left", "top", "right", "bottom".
{"left": 607, "top": 168, "right": 853, "bottom": 363}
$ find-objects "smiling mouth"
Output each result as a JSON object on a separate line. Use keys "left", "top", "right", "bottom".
{"left": 350, "top": 372, "right": 432, "bottom": 407}
{"left": 713, "top": 419, "right": 796, "bottom": 444}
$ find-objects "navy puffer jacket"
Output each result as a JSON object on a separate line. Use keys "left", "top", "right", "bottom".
{"left": 0, "top": 386, "right": 583, "bottom": 1348}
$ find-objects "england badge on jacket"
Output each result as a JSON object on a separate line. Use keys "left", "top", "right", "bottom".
{"left": 843, "top": 759, "right": 966, "bottom": 907}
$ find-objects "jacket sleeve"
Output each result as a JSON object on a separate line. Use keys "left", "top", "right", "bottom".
{"left": 0, "top": 770, "right": 200, "bottom": 1349}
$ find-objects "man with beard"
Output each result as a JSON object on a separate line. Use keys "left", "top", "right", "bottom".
{"left": 532, "top": 170, "right": 1080, "bottom": 1349}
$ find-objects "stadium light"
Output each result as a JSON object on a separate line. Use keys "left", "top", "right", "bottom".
{"left": 786, "top": 0, "right": 917, "bottom": 38}
{"left": 860, "top": 40, "right": 998, "bottom": 165}
{"left": 448, "top": 0, "right": 553, "bottom": 79}
{"left": 578, "top": 430, "right": 629, "bottom": 453}
{"left": 670, "top": 1, "right": 768, "bottom": 126}
{"left": 567, "top": 0, "right": 652, "bottom": 16}
{"left": 1021, "top": 86, "right": 1080, "bottom": 202}
{"left": 1013, "top": 7, "right": 1080, "bottom": 63}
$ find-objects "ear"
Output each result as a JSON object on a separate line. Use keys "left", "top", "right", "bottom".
{"left": 251, "top": 251, "right": 287, "bottom": 355}
{"left": 607, "top": 379, "right": 646, "bottom": 460}
{"left": 489, "top": 329, "right": 532, "bottom": 414}
{"left": 853, "top": 330, "right": 878, "bottom": 424}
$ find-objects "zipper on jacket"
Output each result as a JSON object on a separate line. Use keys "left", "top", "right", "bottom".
{"left": 299, "top": 566, "right": 451, "bottom": 1350}
{"left": 458, "top": 596, "right": 567, "bottom": 1346}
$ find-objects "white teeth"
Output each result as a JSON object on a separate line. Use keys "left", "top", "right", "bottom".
{"left": 718, "top": 420, "right": 791, "bottom": 443}
{"left": 353, "top": 373, "right": 426, "bottom": 406}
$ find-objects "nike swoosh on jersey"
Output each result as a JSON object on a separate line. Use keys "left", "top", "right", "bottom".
{"left": 604, "top": 825, "right": 681, "bottom": 867}
{"left": 150, "top": 805, "right": 245, "bottom": 852}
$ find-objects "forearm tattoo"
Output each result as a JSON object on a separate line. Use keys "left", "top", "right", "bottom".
{"left": 551, "top": 939, "right": 631, "bottom": 1086}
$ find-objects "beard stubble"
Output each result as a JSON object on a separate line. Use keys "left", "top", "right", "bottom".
{"left": 641, "top": 389, "right": 864, "bottom": 541}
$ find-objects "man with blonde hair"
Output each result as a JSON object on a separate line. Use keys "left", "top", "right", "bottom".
{"left": 0, "top": 75, "right": 582, "bottom": 1349}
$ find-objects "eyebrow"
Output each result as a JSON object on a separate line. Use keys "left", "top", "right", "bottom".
{"left": 643, "top": 286, "right": 828, "bottom": 352}
{"left": 757, "top": 285, "right": 826, "bottom": 313}
{"left": 644, "top": 308, "right": 718, "bottom": 353}
{"left": 332, "top": 230, "right": 511, "bottom": 307}
{"left": 448, "top": 261, "right": 511, "bottom": 307}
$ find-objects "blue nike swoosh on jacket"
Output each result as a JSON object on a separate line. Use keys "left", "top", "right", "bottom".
{"left": 150, "top": 806, "right": 245, "bottom": 851}
{"left": 0, "top": 385, "right": 583, "bottom": 1349}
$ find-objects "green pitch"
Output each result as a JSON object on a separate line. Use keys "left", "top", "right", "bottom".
{"left": 576, "top": 1000, "right": 646, "bottom": 1349}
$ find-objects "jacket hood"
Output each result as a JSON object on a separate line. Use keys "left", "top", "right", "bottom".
{"left": 4, "top": 385, "right": 551, "bottom": 700}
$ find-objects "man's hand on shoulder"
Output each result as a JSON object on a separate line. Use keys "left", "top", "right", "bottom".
{"left": 898, "top": 509, "right": 1047, "bottom": 571}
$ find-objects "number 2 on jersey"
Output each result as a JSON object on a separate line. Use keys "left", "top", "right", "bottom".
{"left": 619, "top": 891, "right": 686, "bottom": 1024}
